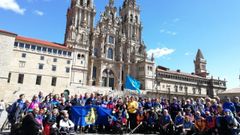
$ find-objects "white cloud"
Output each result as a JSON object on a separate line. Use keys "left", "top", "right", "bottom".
{"left": 147, "top": 48, "right": 175, "bottom": 58}
{"left": 34, "top": 10, "right": 44, "bottom": 16}
{"left": 185, "top": 52, "right": 194, "bottom": 56}
{"left": 173, "top": 18, "right": 180, "bottom": 23}
{"left": 160, "top": 29, "right": 177, "bottom": 36}
{"left": 0, "top": 0, "right": 25, "bottom": 15}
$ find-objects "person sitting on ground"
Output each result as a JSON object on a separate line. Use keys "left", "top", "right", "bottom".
{"left": 160, "top": 109, "right": 173, "bottom": 134}
{"left": 205, "top": 111, "right": 216, "bottom": 135}
{"left": 182, "top": 115, "right": 194, "bottom": 135}
{"left": 59, "top": 112, "right": 75, "bottom": 134}
{"left": 224, "top": 109, "right": 240, "bottom": 135}
{"left": 174, "top": 111, "right": 184, "bottom": 135}
{"left": 194, "top": 111, "right": 207, "bottom": 135}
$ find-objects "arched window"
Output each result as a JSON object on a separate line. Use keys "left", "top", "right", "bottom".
{"left": 87, "top": 0, "right": 90, "bottom": 7}
{"left": 77, "top": 54, "right": 81, "bottom": 59}
{"left": 81, "top": 54, "right": 85, "bottom": 58}
{"left": 135, "top": 16, "right": 138, "bottom": 23}
{"left": 80, "top": 0, "right": 83, "bottom": 6}
{"left": 107, "top": 48, "right": 113, "bottom": 59}
{"left": 102, "top": 69, "right": 114, "bottom": 89}
{"left": 130, "top": 14, "right": 133, "bottom": 22}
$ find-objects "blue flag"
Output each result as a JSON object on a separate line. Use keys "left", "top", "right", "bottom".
{"left": 125, "top": 75, "right": 141, "bottom": 94}
{"left": 71, "top": 106, "right": 116, "bottom": 127}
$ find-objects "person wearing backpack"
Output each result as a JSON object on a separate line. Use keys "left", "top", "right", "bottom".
{"left": 8, "top": 94, "right": 26, "bottom": 125}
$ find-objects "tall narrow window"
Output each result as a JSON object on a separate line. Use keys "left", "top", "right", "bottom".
{"left": 7, "top": 73, "right": 11, "bottom": 83}
{"left": 92, "top": 66, "right": 97, "bottom": 79}
{"left": 36, "top": 75, "right": 42, "bottom": 85}
{"left": 80, "top": 0, "right": 83, "bottom": 6}
{"left": 107, "top": 48, "right": 113, "bottom": 59}
{"left": 39, "top": 64, "right": 44, "bottom": 70}
{"left": 14, "top": 42, "right": 18, "bottom": 48}
{"left": 109, "top": 36, "right": 114, "bottom": 44}
{"left": 87, "top": 0, "right": 90, "bottom": 7}
{"left": 52, "top": 65, "right": 56, "bottom": 71}
{"left": 18, "top": 74, "right": 24, "bottom": 84}
{"left": 51, "top": 77, "right": 57, "bottom": 86}
{"left": 66, "top": 67, "right": 70, "bottom": 73}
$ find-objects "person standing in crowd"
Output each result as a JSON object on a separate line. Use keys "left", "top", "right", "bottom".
{"left": 38, "top": 91, "right": 44, "bottom": 103}
{"left": 0, "top": 99, "right": 5, "bottom": 117}
{"left": 28, "top": 95, "right": 40, "bottom": 110}
{"left": 8, "top": 94, "right": 26, "bottom": 125}
{"left": 223, "top": 97, "right": 236, "bottom": 115}
{"left": 234, "top": 97, "right": 240, "bottom": 116}
{"left": 170, "top": 97, "right": 181, "bottom": 121}
{"left": 127, "top": 96, "right": 138, "bottom": 130}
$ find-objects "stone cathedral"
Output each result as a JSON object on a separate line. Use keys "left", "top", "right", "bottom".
{"left": 64, "top": 0, "right": 155, "bottom": 91}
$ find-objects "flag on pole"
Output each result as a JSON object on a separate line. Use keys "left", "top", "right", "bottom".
{"left": 125, "top": 75, "right": 141, "bottom": 94}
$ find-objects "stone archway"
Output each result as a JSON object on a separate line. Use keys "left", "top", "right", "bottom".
{"left": 102, "top": 69, "right": 115, "bottom": 90}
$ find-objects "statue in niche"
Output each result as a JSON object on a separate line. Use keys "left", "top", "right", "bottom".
{"left": 76, "top": 32, "right": 82, "bottom": 43}
{"left": 82, "top": 32, "right": 88, "bottom": 44}
{"left": 68, "top": 25, "right": 77, "bottom": 41}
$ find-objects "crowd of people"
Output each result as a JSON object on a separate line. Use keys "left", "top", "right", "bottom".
{"left": 6, "top": 91, "right": 240, "bottom": 135}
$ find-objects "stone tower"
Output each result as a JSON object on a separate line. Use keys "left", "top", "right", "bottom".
{"left": 64, "top": 0, "right": 96, "bottom": 85}
{"left": 194, "top": 49, "right": 208, "bottom": 78}
{"left": 120, "top": 0, "right": 146, "bottom": 81}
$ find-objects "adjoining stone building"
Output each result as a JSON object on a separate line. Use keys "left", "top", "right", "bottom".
{"left": 0, "top": 0, "right": 226, "bottom": 101}
{"left": 151, "top": 49, "right": 226, "bottom": 99}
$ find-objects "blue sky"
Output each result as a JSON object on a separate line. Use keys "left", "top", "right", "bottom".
{"left": 1, "top": 0, "right": 240, "bottom": 89}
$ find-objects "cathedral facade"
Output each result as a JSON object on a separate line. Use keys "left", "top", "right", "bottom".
{"left": 64, "top": 0, "right": 155, "bottom": 91}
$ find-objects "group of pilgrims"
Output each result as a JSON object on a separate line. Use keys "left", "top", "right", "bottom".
{"left": 5, "top": 91, "right": 240, "bottom": 135}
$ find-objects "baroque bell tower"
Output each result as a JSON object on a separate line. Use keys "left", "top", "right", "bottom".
{"left": 64, "top": 0, "right": 96, "bottom": 86}
{"left": 194, "top": 49, "right": 208, "bottom": 78}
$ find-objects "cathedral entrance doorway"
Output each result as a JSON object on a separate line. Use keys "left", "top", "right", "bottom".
{"left": 102, "top": 69, "right": 115, "bottom": 90}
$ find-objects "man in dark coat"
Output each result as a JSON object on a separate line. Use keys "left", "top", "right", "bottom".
{"left": 21, "top": 108, "right": 42, "bottom": 135}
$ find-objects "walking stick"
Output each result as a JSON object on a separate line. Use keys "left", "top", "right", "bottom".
{"left": 129, "top": 122, "right": 142, "bottom": 134}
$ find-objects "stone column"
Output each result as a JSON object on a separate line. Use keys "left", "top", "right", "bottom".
{"left": 118, "top": 64, "right": 122, "bottom": 90}
{"left": 97, "top": 61, "right": 103, "bottom": 86}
